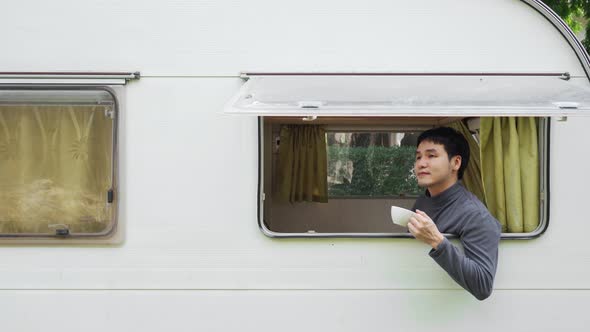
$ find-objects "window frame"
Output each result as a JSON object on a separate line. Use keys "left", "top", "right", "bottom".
{"left": 258, "top": 116, "right": 550, "bottom": 240}
{"left": 0, "top": 85, "right": 120, "bottom": 241}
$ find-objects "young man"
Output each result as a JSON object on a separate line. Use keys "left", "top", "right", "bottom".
{"left": 409, "top": 127, "right": 501, "bottom": 301}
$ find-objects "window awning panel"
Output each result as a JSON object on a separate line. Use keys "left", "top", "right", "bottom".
{"left": 225, "top": 75, "right": 590, "bottom": 116}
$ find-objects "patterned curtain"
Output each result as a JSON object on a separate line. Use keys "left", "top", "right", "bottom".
{"left": 0, "top": 105, "right": 113, "bottom": 234}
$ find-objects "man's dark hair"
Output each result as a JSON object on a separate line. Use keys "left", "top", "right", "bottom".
{"left": 417, "top": 127, "right": 470, "bottom": 180}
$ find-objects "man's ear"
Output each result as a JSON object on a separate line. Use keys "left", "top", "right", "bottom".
{"left": 451, "top": 155, "right": 462, "bottom": 172}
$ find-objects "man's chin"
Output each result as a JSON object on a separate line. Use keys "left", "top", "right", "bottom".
{"left": 417, "top": 180, "right": 429, "bottom": 188}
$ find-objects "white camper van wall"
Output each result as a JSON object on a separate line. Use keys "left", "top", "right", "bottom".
{"left": 2, "top": 0, "right": 590, "bottom": 329}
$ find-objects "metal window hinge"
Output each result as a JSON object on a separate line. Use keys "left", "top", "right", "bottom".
{"left": 107, "top": 189, "right": 114, "bottom": 203}
{"left": 262, "top": 193, "right": 266, "bottom": 201}
{"left": 104, "top": 107, "right": 114, "bottom": 119}
{"left": 298, "top": 101, "right": 323, "bottom": 109}
{"left": 559, "top": 72, "right": 571, "bottom": 80}
{"left": 554, "top": 102, "right": 578, "bottom": 109}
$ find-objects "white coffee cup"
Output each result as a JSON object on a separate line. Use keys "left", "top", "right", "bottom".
{"left": 390, "top": 206, "right": 417, "bottom": 228}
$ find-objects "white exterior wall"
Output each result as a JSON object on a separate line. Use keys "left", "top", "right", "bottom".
{"left": 1, "top": 0, "right": 589, "bottom": 331}
{"left": 3, "top": 0, "right": 584, "bottom": 76}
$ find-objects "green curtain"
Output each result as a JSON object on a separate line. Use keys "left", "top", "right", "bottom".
{"left": 448, "top": 120, "right": 487, "bottom": 206}
{"left": 278, "top": 125, "right": 328, "bottom": 203}
{"left": 480, "top": 117, "right": 539, "bottom": 233}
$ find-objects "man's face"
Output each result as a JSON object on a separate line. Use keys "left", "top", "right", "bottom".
{"left": 414, "top": 140, "right": 461, "bottom": 190}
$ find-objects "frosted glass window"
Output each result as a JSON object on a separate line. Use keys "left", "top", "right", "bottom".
{"left": 0, "top": 89, "right": 116, "bottom": 237}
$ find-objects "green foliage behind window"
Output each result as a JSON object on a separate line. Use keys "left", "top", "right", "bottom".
{"left": 544, "top": 0, "right": 590, "bottom": 52}
{"left": 327, "top": 145, "right": 421, "bottom": 197}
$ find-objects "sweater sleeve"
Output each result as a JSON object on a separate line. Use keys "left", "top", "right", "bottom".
{"left": 428, "top": 211, "right": 501, "bottom": 300}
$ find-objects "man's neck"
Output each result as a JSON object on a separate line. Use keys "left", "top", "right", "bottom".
{"left": 427, "top": 178, "right": 459, "bottom": 197}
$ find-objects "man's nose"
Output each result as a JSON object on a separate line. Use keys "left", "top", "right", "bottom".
{"left": 416, "top": 158, "right": 427, "bottom": 168}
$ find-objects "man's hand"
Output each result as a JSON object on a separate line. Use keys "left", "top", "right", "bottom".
{"left": 408, "top": 209, "right": 445, "bottom": 249}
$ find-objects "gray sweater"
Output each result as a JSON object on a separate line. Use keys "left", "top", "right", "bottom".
{"left": 412, "top": 182, "right": 502, "bottom": 300}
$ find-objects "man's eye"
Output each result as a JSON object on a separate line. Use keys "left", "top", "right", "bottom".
{"left": 416, "top": 156, "right": 421, "bottom": 160}
{"left": 428, "top": 154, "right": 436, "bottom": 158}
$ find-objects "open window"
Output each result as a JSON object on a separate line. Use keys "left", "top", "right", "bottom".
{"left": 0, "top": 72, "right": 136, "bottom": 243}
{"left": 226, "top": 73, "right": 589, "bottom": 238}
